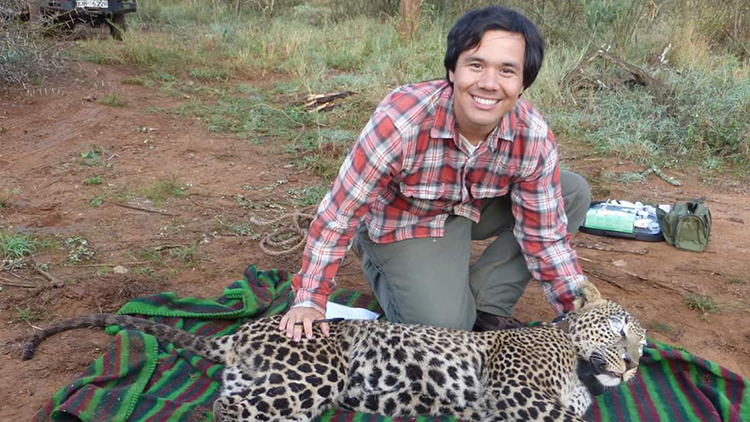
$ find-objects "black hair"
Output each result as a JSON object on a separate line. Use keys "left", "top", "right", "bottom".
{"left": 444, "top": 6, "right": 545, "bottom": 90}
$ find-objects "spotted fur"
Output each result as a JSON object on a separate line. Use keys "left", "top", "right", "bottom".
{"left": 24, "top": 282, "right": 645, "bottom": 421}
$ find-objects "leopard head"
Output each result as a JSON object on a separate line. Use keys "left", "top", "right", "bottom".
{"left": 565, "top": 282, "right": 646, "bottom": 388}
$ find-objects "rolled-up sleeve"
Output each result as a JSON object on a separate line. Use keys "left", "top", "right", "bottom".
{"left": 292, "top": 112, "right": 403, "bottom": 313}
{"left": 510, "top": 130, "right": 586, "bottom": 315}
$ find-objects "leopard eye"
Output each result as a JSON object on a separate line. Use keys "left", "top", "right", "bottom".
{"left": 609, "top": 316, "right": 625, "bottom": 336}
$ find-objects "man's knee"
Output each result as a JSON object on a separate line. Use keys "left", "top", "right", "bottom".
{"left": 560, "top": 170, "right": 591, "bottom": 232}
{"left": 561, "top": 171, "right": 591, "bottom": 206}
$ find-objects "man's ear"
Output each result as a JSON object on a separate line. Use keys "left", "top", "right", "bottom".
{"left": 448, "top": 70, "right": 454, "bottom": 84}
{"left": 573, "top": 282, "right": 602, "bottom": 311}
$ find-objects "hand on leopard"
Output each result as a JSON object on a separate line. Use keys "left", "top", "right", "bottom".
{"left": 279, "top": 306, "right": 330, "bottom": 341}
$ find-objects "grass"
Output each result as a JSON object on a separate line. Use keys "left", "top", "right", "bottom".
{"left": 166, "top": 88, "right": 311, "bottom": 136}
{"left": 646, "top": 322, "right": 674, "bottom": 335}
{"left": 226, "top": 223, "right": 261, "bottom": 239}
{"left": 65, "top": 0, "right": 750, "bottom": 176}
{"left": 84, "top": 176, "right": 103, "bottom": 186}
{"left": 133, "top": 266, "right": 156, "bottom": 277}
{"left": 288, "top": 185, "right": 328, "bottom": 208}
{"left": 0, "top": 187, "right": 21, "bottom": 208}
{"left": 685, "top": 294, "right": 720, "bottom": 314}
{"left": 128, "top": 242, "right": 196, "bottom": 267}
{"left": 143, "top": 177, "right": 189, "bottom": 205}
{"left": 80, "top": 145, "right": 107, "bottom": 167}
{"left": 301, "top": 155, "right": 343, "bottom": 181}
{"left": 604, "top": 171, "right": 647, "bottom": 185}
{"left": 167, "top": 243, "right": 196, "bottom": 264}
{"left": 0, "top": 232, "right": 36, "bottom": 261}
{"left": 121, "top": 76, "right": 151, "bottom": 86}
{"left": 89, "top": 194, "right": 107, "bottom": 207}
{"left": 99, "top": 92, "right": 129, "bottom": 107}
{"left": 11, "top": 306, "right": 46, "bottom": 324}
{"left": 130, "top": 246, "right": 165, "bottom": 265}
{"left": 189, "top": 67, "right": 229, "bottom": 80}
{"left": 727, "top": 278, "right": 747, "bottom": 285}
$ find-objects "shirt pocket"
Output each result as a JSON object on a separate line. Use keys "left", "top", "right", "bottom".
{"left": 400, "top": 182, "right": 446, "bottom": 200}
{"left": 470, "top": 184, "right": 508, "bottom": 199}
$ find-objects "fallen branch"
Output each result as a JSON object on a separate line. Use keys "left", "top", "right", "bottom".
{"left": 582, "top": 268, "right": 638, "bottom": 293}
{"left": 573, "top": 241, "right": 649, "bottom": 255}
{"left": 112, "top": 202, "right": 177, "bottom": 217}
{"left": 30, "top": 261, "right": 64, "bottom": 287}
{"left": 301, "top": 91, "right": 354, "bottom": 113}
{"left": 303, "top": 91, "right": 353, "bottom": 107}
{"left": 562, "top": 48, "right": 665, "bottom": 96}
{"left": 0, "top": 275, "right": 37, "bottom": 288}
{"left": 622, "top": 270, "right": 649, "bottom": 281}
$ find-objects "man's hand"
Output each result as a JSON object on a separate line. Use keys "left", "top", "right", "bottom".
{"left": 279, "top": 306, "right": 330, "bottom": 341}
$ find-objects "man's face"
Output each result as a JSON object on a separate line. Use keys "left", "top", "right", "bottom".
{"left": 449, "top": 30, "right": 526, "bottom": 144}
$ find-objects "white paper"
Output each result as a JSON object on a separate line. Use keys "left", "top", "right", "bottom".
{"left": 325, "top": 302, "right": 379, "bottom": 320}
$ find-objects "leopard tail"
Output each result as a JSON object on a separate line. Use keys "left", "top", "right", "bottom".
{"left": 22, "top": 313, "right": 231, "bottom": 364}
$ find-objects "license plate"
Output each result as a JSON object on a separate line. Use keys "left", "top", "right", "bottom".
{"left": 78, "top": 0, "right": 108, "bottom": 8}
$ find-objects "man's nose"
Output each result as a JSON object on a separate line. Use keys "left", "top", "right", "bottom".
{"left": 477, "top": 70, "right": 499, "bottom": 90}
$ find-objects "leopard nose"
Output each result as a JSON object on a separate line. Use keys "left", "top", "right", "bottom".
{"left": 623, "top": 355, "right": 636, "bottom": 371}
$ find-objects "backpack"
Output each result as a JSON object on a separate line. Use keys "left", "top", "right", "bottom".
{"left": 657, "top": 201, "right": 712, "bottom": 252}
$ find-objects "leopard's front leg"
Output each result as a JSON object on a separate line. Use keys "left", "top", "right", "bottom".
{"left": 486, "top": 389, "right": 586, "bottom": 422}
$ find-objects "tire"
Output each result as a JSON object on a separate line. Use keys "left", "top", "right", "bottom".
{"left": 108, "top": 13, "right": 126, "bottom": 40}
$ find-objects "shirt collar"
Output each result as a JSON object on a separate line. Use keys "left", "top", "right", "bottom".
{"left": 429, "top": 82, "right": 518, "bottom": 151}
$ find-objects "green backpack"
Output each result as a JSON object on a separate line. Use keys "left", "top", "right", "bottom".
{"left": 657, "top": 201, "right": 712, "bottom": 252}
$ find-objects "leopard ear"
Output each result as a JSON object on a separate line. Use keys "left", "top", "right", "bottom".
{"left": 573, "top": 282, "right": 602, "bottom": 310}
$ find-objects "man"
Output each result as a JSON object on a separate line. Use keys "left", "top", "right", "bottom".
{"left": 280, "top": 6, "right": 591, "bottom": 341}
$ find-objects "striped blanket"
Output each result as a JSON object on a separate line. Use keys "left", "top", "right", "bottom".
{"left": 33, "top": 265, "right": 750, "bottom": 422}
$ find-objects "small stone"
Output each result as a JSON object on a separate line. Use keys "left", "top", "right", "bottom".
{"left": 113, "top": 265, "right": 128, "bottom": 274}
{"left": 612, "top": 259, "right": 627, "bottom": 268}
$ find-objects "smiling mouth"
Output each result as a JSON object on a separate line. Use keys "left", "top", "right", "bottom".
{"left": 472, "top": 95, "right": 499, "bottom": 107}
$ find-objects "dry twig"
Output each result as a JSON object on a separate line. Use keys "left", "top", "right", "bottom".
{"left": 301, "top": 91, "right": 354, "bottom": 113}
{"left": 561, "top": 48, "right": 665, "bottom": 101}
{"left": 573, "top": 241, "right": 649, "bottom": 255}
{"left": 0, "top": 275, "right": 37, "bottom": 288}
{"left": 30, "top": 260, "right": 64, "bottom": 287}
{"left": 582, "top": 268, "right": 637, "bottom": 293}
{"left": 112, "top": 202, "right": 177, "bottom": 217}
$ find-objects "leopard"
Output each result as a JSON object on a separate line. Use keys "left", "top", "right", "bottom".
{"left": 23, "top": 281, "right": 646, "bottom": 422}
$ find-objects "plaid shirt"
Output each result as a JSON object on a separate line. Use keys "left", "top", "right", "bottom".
{"left": 293, "top": 79, "right": 586, "bottom": 316}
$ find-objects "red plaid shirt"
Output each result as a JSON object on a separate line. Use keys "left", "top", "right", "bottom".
{"left": 292, "top": 79, "right": 586, "bottom": 316}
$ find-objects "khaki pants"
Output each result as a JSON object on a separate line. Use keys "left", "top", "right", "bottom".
{"left": 354, "top": 170, "right": 591, "bottom": 330}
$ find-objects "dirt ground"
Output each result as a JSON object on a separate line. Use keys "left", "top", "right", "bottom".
{"left": 0, "top": 60, "right": 748, "bottom": 422}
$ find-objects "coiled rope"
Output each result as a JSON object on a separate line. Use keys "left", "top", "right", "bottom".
{"left": 249, "top": 205, "right": 317, "bottom": 256}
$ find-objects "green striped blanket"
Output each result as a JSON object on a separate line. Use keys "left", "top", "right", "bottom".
{"left": 33, "top": 265, "right": 750, "bottom": 422}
